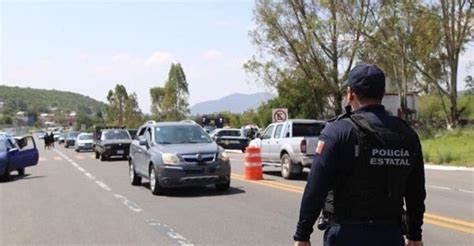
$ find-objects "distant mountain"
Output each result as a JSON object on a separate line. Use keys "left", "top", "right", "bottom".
{"left": 0, "top": 85, "right": 106, "bottom": 116}
{"left": 190, "top": 92, "right": 275, "bottom": 115}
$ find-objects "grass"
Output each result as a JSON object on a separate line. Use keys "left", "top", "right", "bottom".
{"left": 421, "top": 127, "right": 474, "bottom": 166}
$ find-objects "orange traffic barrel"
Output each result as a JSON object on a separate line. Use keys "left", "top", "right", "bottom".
{"left": 244, "top": 146, "right": 263, "bottom": 180}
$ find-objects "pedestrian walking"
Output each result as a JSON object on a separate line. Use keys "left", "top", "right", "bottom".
{"left": 293, "top": 64, "right": 426, "bottom": 246}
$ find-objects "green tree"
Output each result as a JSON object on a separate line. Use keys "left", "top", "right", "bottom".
{"left": 124, "top": 93, "right": 143, "bottom": 128}
{"left": 106, "top": 84, "right": 143, "bottom": 127}
{"left": 356, "top": 0, "right": 473, "bottom": 128}
{"left": 246, "top": 0, "right": 371, "bottom": 118}
{"left": 106, "top": 84, "right": 129, "bottom": 125}
{"left": 160, "top": 63, "right": 190, "bottom": 121}
{"left": 150, "top": 87, "right": 166, "bottom": 120}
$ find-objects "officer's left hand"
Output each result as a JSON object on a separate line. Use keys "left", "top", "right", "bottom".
{"left": 294, "top": 241, "right": 311, "bottom": 246}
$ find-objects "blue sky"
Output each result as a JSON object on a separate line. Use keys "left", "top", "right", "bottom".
{"left": 1, "top": 0, "right": 472, "bottom": 114}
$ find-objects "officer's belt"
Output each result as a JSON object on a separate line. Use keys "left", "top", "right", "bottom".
{"left": 328, "top": 214, "right": 399, "bottom": 226}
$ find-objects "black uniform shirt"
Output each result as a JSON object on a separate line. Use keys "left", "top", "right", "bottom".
{"left": 294, "top": 105, "right": 426, "bottom": 241}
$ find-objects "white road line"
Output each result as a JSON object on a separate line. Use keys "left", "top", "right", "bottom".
{"left": 95, "top": 181, "right": 112, "bottom": 191}
{"left": 113, "top": 194, "right": 143, "bottom": 213}
{"left": 84, "top": 172, "right": 96, "bottom": 180}
{"left": 427, "top": 185, "right": 452, "bottom": 191}
{"left": 77, "top": 167, "right": 85, "bottom": 172}
{"left": 145, "top": 219, "right": 194, "bottom": 246}
{"left": 427, "top": 185, "right": 474, "bottom": 194}
{"left": 458, "top": 189, "right": 474, "bottom": 194}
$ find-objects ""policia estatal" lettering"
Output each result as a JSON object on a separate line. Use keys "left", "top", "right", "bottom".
{"left": 369, "top": 148, "right": 410, "bottom": 166}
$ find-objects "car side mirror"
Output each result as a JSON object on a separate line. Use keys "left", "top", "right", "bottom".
{"left": 8, "top": 148, "right": 19, "bottom": 154}
{"left": 255, "top": 132, "right": 262, "bottom": 139}
{"left": 139, "top": 139, "right": 148, "bottom": 146}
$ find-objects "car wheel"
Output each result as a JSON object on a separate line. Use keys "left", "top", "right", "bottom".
{"left": 65, "top": 144, "right": 68, "bottom": 148}
{"left": 242, "top": 148, "right": 246, "bottom": 153}
{"left": 17, "top": 168, "right": 25, "bottom": 176}
{"left": 1, "top": 165, "right": 11, "bottom": 181}
{"left": 281, "top": 154, "right": 302, "bottom": 179}
{"left": 149, "top": 166, "right": 164, "bottom": 195}
{"left": 75, "top": 149, "right": 79, "bottom": 152}
{"left": 100, "top": 153, "right": 107, "bottom": 161}
{"left": 215, "top": 181, "right": 230, "bottom": 191}
{"left": 129, "top": 160, "right": 142, "bottom": 186}
{"left": 95, "top": 151, "right": 99, "bottom": 159}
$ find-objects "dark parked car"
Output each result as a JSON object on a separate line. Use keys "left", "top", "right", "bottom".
{"left": 129, "top": 122, "right": 231, "bottom": 195}
{"left": 0, "top": 136, "right": 39, "bottom": 180}
{"left": 65, "top": 132, "right": 80, "bottom": 148}
{"left": 209, "top": 128, "right": 250, "bottom": 153}
{"left": 94, "top": 127, "right": 132, "bottom": 161}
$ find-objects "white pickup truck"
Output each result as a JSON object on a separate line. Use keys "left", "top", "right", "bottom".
{"left": 249, "top": 119, "right": 326, "bottom": 179}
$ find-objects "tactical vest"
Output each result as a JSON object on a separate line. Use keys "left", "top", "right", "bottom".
{"left": 325, "top": 112, "right": 415, "bottom": 219}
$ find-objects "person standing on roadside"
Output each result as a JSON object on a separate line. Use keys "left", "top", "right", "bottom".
{"left": 293, "top": 64, "right": 426, "bottom": 246}
{"left": 49, "top": 132, "right": 55, "bottom": 149}
{"left": 44, "top": 132, "right": 50, "bottom": 150}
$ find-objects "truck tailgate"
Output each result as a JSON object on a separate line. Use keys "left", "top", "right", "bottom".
{"left": 304, "top": 137, "right": 319, "bottom": 156}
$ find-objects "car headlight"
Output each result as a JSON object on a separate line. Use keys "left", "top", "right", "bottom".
{"left": 218, "top": 150, "right": 230, "bottom": 161}
{"left": 162, "top": 153, "right": 179, "bottom": 165}
{"left": 78, "top": 143, "right": 85, "bottom": 146}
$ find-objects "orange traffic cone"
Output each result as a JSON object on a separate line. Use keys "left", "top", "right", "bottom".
{"left": 244, "top": 146, "right": 263, "bottom": 180}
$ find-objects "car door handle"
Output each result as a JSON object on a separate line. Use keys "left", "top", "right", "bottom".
{"left": 138, "top": 149, "right": 143, "bottom": 153}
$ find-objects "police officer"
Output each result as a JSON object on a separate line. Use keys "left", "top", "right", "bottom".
{"left": 293, "top": 64, "right": 426, "bottom": 246}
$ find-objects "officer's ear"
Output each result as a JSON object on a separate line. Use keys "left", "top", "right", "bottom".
{"left": 347, "top": 86, "right": 356, "bottom": 102}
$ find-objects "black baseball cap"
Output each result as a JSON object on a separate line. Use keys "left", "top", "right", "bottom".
{"left": 346, "top": 64, "right": 385, "bottom": 99}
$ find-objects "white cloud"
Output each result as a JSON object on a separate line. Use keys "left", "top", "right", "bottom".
{"left": 202, "top": 49, "right": 224, "bottom": 60}
{"left": 8, "top": 60, "right": 52, "bottom": 80}
{"left": 145, "top": 51, "right": 173, "bottom": 66}
{"left": 79, "top": 53, "right": 90, "bottom": 61}
{"left": 112, "top": 53, "right": 131, "bottom": 63}
{"left": 215, "top": 20, "right": 233, "bottom": 28}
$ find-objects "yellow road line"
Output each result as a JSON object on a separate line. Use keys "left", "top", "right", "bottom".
{"left": 231, "top": 172, "right": 474, "bottom": 235}
{"left": 424, "top": 218, "right": 474, "bottom": 235}
{"left": 53, "top": 156, "right": 63, "bottom": 161}
{"left": 231, "top": 175, "right": 303, "bottom": 193}
{"left": 39, "top": 157, "right": 47, "bottom": 161}
{"left": 425, "top": 213, "right": 474, "bottom": 228}
{"left": 232, "top": 173, "right": 304, "bottom": 191}
{"left": 75, "top": 156, "right": 85, "bottom": 160}
{"left": 89, "top": 155, "right": 96, "bottom": 159}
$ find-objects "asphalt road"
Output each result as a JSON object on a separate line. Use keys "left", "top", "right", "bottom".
{"left": 1, "top": 141, "right": 473, "bottom": 246}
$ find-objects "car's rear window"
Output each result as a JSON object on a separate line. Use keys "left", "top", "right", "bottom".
{"left": 222, "top": 130, "right": 241, "bottom": 137}
{"left": 78, "top": 134, "right": 93, "bottom": 140}
{"left": 103, "top": 130, "right": 131, "bottom": 140}
{"left": 155, "top": 125, "right": 212, "bottom": 144}
{"left": 68, "top": 133, "right": 79, "bottom": 138}
{"left": 292, "top": 123, "right": 325, "bottom": 137}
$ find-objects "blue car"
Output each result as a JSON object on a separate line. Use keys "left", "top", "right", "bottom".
{"left": 0, "top": 136, "right": 39, "bottom": 180}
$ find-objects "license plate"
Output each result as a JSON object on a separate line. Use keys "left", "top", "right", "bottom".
{"left": 117, "top": 150, "right": 124, "bottom": 154}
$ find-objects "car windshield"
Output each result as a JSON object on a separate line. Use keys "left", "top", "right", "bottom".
{"left": 292, "top": 123, "right": 325, "bottom": 137}
{"left": 68, "top": 133, "right": 79, "bottom": 138}
{"left": 103, "top": 130, "right": 131, "bottom": 140}
{"left": 155, "top": 125, "right": 212, "bottom": 144}
{"left": 78, "top": 134, "right": 93, "bottom": 140}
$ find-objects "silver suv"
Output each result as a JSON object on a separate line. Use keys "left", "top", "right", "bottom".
{"left": 128, "top": 121, "right": 231, "bottom": 195}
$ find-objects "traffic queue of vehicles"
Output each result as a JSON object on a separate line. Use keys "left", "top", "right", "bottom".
{"left": 2, "top": 117, "right": 326, "bottom": 189}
